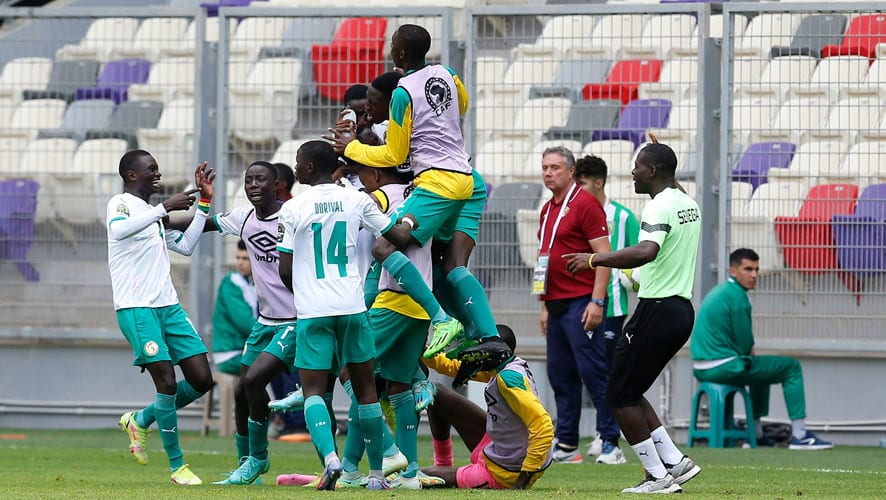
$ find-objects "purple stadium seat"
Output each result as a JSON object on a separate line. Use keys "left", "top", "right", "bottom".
{"left": 833, "top": 184, "right": 886, "bottom": 276}
{"left": 200, "top": 0, "right": 256, "bottom": 17}
{"left": 0, "top": 178, "right": 39, "bottom": 281}
{"left": 590, "top": 98, "right": 672, "bottom": 148}
{"left": 731, "top": 142, "right": 796, "bottom": 191}
{"left": 74, "top": 58, "right": 151, "bottom": 105}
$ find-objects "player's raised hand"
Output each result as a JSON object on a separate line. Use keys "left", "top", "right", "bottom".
{"left": 163, "top": 188, "right": 200, "bottom": 213}
{"left": 322, "top": 127, "right": 356, "bottom": 155}
{"left": 193, "top": 161, "right": 216, "bottom": 199}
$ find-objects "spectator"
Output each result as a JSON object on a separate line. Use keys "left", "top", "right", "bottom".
{"left": 273, "top": 162, "right": 295, "bottom": 202}
{"left": 211, "top": 239, "right": 257, "bottom": 376}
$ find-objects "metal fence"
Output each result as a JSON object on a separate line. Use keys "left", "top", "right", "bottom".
{"left": 0, "top": 3, "right": 885, "bottom": 356}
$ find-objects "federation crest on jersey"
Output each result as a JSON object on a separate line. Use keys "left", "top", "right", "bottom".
{"left": 276, "top": 222, "right": 285, "bottom": 243}
{"left": 116, "top": 204, "right": 130, "bottom": 216}
{"left": 143, "top": 341, "right": 159, "bottom": 357}
{"left": 424, "top": 77, "right": 452, "bottom": 117}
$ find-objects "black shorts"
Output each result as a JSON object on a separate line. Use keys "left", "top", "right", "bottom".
{"left": 606, "top": 296, "right": 694, "bottom": 408}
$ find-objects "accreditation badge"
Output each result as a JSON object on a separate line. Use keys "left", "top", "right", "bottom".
{"left": 531, "top": 253, "right": 550, "bottom": 295}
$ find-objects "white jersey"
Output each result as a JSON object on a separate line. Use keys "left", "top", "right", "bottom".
{"left": 277, "top": 183, "right": 394, "bottom": 319}
{"left": 106, "top": 193, "right": 179, "bottom": 310}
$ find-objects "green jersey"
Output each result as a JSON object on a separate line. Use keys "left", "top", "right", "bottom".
{"left": 637, "top": 187, "right": 700, "bottom": 300}
{"left": 605, "top": 198, "right": 640, "bottom": 317}
{"left": 690, "top": 278, "right": 754, "bottom": 361}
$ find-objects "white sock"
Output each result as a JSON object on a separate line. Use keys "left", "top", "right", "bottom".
{"left": 791, "top": 419, "right": 806, "bottom": 440}
{"left": 630, "top": 438, "right": 667, "bottom": 479}
{"left": 755, "top": 420, "right": 764, "bottom": 438}
{"left": 650, "top": 426, "right": 684, "bottom": 465}
{"left": 324, "top": 453, "right": 340, "bottom": 468}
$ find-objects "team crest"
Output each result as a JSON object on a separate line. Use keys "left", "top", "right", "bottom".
{"left": 116, "top": 204, "right": 130, "bottom": 216}
{"left": 276, "top": 222, "right": 285, "bottom": 243}
{"left": 143, "top": 341, "right": 159, "bottom": 357}
{"left": 424, "top": 77, "right": 452, "bottom": 117}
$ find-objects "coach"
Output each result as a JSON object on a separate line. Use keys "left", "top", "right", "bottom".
{"left": 534, "top": 146, "right": 623, "bottom": 464}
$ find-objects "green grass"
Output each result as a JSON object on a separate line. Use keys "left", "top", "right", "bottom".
{"left": 0, "top": 428, "right": 883, "bottom": 498}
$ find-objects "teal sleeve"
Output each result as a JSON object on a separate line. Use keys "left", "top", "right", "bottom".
{"left": 389, "top": 87, "right": 410, "bottom": 127}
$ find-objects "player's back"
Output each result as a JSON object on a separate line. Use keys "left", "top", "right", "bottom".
{"left": 278, "top": 183, "right": 392, "bottom": 319}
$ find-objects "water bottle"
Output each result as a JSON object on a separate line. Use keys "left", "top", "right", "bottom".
{"left": 341, "top": 108, "right": 357, "bottom": 138}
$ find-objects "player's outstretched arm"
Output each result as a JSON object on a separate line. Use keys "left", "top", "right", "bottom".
{"left": 380, "top": 214, "right": 418, "bottom": 250}
{"left": 564, "top": 241, "right": 660, "bottom": 275}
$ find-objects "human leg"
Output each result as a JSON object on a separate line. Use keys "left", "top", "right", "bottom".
{"left": 544, "top": 304, "right": 583, "bottom": 458}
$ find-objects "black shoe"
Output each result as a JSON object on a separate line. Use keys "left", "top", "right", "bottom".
{"left": 452, "top": 337, "right": 514, "bottom": 388}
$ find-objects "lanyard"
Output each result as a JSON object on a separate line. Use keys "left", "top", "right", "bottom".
{"left": 538, "top": 183, "right": 579, "bottom": 253}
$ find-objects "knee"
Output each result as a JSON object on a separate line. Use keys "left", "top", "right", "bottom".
{"left": 190, "top": 375, "right": 213, "bottom": 395}
{"left": 242, "top": 370, "right": 265, "bottom": 395}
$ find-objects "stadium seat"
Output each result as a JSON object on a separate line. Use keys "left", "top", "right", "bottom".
{"left": 229, "top": 57, "right": 302, "bottom": 146}
{"left": 543, "top": 99, "right": 621, "bottom": 143}
{"left": 649, "top": 99, "right": 696, "bottom": 142}
{"left": 637, "top": 57, "right": 698, "bottom": 102}
{"left": 732, "top": 142, "right": 797, "bottom": 190}
{"left": 73, "top": 58, "right": 152, "bottom": 105}
{"left": 0, "top": 137, "right": 29, "bottom": 180}
{"left": 768, "top": 140, "right": 848, "bottom": 184}
{"left": 84, "top": 100, "right": 163, "bottom": 149}
{"left": 833, "top": 183, "right": 886, "bottom": 275}
{"left": 497, "top": 97, "right": 571, "bottom": 145}
{"left": 591, "top": 98, "right": 671, "bottom": 148}
{"left": 770, "top": 14, "right": 848, "bottom": 59}
{"left": 200, "top": 0, "right": 253, "bottom": 17}
{"left": 385, "top": 15, "right": 444, "bottom": 61}
{"left": 730, "top": 181, "right": 754, "bottom": 217}
{"left": 475, "top": 56, "right": 509, "bottom": 100}
{"left": 739, "top": 55, "right": 818, "bottom": 101}
{"left": 55, "top": 18, "right": 140, "bottom": 62}
{"left": 752, "top": 97, "right": 829, "bottom": 145}
{"left": 567, "top": 14, "right": 648, "bottom": 60}
{"left": 524, "top": 139, "right": 583, "bottom": 176}
{"left": 529, "top": 59, "right": 612, "bottom": 102}
{"left": 136, "top": 98, "right": 195, "bottom": 185}
{"left": 820, "top": 13, "right": 886, "bottom": 60}
{"left": 0, "top": 99, "right": 67, "bottom": 141}
{"left": 605, "top": 175, "right": 646, "bottom": 216}
{"left": 109, "top": 17, "right": 190, "bottom": 62}
{"left": 0, "top": 178, "right": 40, "bottom": 281}
{"left": 808, "top": 97, "right": 883, "bottom": 144}
{"left": 734, "top": 13, "right": 802, "bottom": 59}
{"left": 37, "top": 99, "right": 116, "bottom": 143}
{"left": 823, "top": 142, "right": 886, "bottom": 189}
{"left": 839, "top": 59, "right": 886, "bottom": 101}
{"left": 18, "top": 138, "right": 79, "bottom": 221}
{"left": 0, "top": 57, "right": 53, "bottom": 113}
{"left": 21, "top": 60, "right": 101, "bottom": 104}
{"left": 619, "top": 14, "right": 696, "bottom": 60}
{"left": 258, "top": 16, "right": 340, "bottom": 99}
{"left": 489, "top": 58, "right": 563, "bottom": 106}
{"left": 311, "top": 17, "right": 388, "bottom": 102}
{"left": 786, "top": 56, "right": 869, "bottom": 103}
{"left": 731, "top": 180, "right": 810, "bottom": 272}
{"left": 582, "top": 59, "right": 663, "bottom": 105}
{"left": 50, "top": 138, "right": 129, "bottom": 229}
{"left": 670, "top": 13, "right": 748, "bottom": 59}
{"left": 163, "top": 17, "right": 237, "bottom": 58}
{"left": 731, "top": 97, "right": 780, "bottom": 145}
{"left": 229, "top": 16, "right": 292, "bottom": 61}
{"left": 270, "top": 139, "right": 311, "bottom": 167}
{"left": 512, "top": 15, "right": 597, "bottom": 60}
{"left": 127, "top": 58, "right": 196, "bottom": 103}
{"left": 582, "top": 139, "right": 637, "bottom": 178}
{"left": 774, "top": 183, "right": 858, "bottom": 275}
{"left": 473, "top": 139, "right": 534, "bottom": 186}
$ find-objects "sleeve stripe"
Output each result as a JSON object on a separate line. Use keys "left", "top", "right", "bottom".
{"left": 277, "top": 246, "right": 293, "bottom": 254}
{"left": 108, "top": 216, "right": 126, "bottom": 227}
{"left": 641, "top": 222, "right": 671, "bottom": 233}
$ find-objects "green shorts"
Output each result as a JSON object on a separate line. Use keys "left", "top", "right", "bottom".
{"left": 242, "top": 321, "right": 298, "bottom": 373}
{"left": 295, "top": 313, "right": 375, "bottom": 371}
{"left": 451, "top": 170, "right": 487, "bottom": 243}
{"left": 216, "top": 355, "right": 243, "bottom": 376}
{"left": 116, "top": 304, "right": 207, "bottom": 367}
{"left": 394, "top": 186, "right": 467, "bottom": 246}
{"left": 369, "top": 307, "right": 430, "bottom": 384}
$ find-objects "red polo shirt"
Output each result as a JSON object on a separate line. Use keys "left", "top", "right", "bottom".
{"left": 537, "top": 184, "right": 608, "bottom": 301}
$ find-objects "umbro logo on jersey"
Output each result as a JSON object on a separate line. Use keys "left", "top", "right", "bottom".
{"left": 249, "top": 231, "right": 278, "bottom": 252}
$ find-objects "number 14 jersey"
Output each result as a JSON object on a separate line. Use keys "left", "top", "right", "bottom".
{"left": 277, "top": 183, "right": 394, "bottom": 319}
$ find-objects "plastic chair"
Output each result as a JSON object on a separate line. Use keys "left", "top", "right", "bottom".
{"left": 544, "top": 99, "right": 621, "bottom": 143}
{"left": 731, "top": 142, "right": 796, "bottom": 191}
{"left": 821, "top": 14, "right": 886, "bottom": 60}
{"left": 84, "top": 100, "right": 163, "bottom": 149}
{"left": 833, "top": 184, "right": 886, "bottom": 276}
{"left": 770, "top": 14, "right": 847, "bottom": 59}
{"left": 687, "top": 382, "right": 757, "bottom": 449}
{"left": 582, "top": 59, "right": 663, "bottom": 105}
{"left": 591, "top": 98, "right": 672, "bottom": 148}
{"left": 311, "top": 17, "right": 387, "bottom": 102}
{"left": 37, "top": 99, "right": 116, "bottom": 142}
{"left": 22, "top": 60, "right": 101, "bottom": 103}
{"left": 74, "top": 58, "right": 152, "bottom": 105}
{"left": 0, "top": 178, "right": 40, "bottom": 281}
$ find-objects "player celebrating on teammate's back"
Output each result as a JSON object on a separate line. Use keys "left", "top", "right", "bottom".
{"left": 276, "top": 140, "right": 416, "bottom": 490}
{"left": 325, "top": 24, "right": 511, "bottom": 379}
{"left": 109, "top": 151, "right": 215, "bottom": 485}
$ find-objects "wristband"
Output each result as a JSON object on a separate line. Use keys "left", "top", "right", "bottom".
{"left": 588, "top": 253, "right": 596, "bottom": 269}
{"left": 197, "top": 197, "right": 211, "bottom": 214}
{"left": 402, "top": 217, "right": 415, "bottom": 229}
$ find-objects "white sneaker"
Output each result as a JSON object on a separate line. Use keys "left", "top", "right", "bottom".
{"left": 551, "top": 446, "right": 583, "bottom": 464}
{"left": 621, "top": 473, "right": 682, "bottom": 494}
{"left": 587, "top": 432, "right": 603, "bottom": 457}
{"left": 595, "top": 442, "right": 627, "bottom": 464}
{"left": 382, "top": 451, "right": 408, "bottom": 475}
{"left": 389, "top": 472, "right": 422, "bottom": 489}
{"left": 665, "top": 455, "right": 701, "bottom": 485}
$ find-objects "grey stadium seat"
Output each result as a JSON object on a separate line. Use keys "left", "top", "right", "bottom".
{"left": 37, "top": 99, "right": 115, "bottom": 142}
{"left": 770, "top": 14, "right": 847, "bottom": 59}
{"left": 22, "top": 59, "right": 101, "bottom": 103}
{"left": 544, "top": 99, "right": 622, "bottom": 144}
{"left": 84, "top": 100, "right": 163, "bottom": 149}
{"left": 529, "top": 59, "right": 612, "bottom": 101}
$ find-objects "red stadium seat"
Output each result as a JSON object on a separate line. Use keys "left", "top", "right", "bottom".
{"left": 581, "top": 59, "right": 662, "bottom": 105}
{"left": 774, "top": 183, "right": 858, "bottom": 274}
{"left": 311, "top": 17, "right": 387, "bottom": 102}
{"left": 820, "top": 14, "right": 886, "bottom": 60}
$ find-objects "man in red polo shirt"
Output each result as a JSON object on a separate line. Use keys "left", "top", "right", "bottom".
{"left": 534, "top": 146, "right": 624, "bottom": 465}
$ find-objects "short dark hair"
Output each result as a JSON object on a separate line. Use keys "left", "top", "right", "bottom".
{"left": 118, "top": 149, "right": 150, "bottom": 178}
{"left": 298, "top": 140, "right": 339, "bottom": 175}
{"left": 371, "top": 71, "right": 403, "bottom": 98}
{"left": 574, "top": 154, "right": 608, "bottom": 181}
{"left": 638, "top": 143, "right": 678, "bottom": 173}
{"left": 730, "top": 248, "right": 759, "bottom": 267}
{"left": 272, "top": 162, "right": 293, "bottom": 189}
{"left": 343, "top": 84, "right": 368, "bottom": 105}
{"left": 497, "top": 324, "right": 517, "bottom": 352}
{"left": 237, "top": 239, "right": 246, "bottom": 251}
{"left": 247, "top": 160, "right": 277, "bottom": 181}
{"left": 396, "top": 24, "right": 431, "bottom": 60}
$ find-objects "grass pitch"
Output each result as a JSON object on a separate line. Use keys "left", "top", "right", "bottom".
{"left": 0, "top": 428, "right": 883, "bottom": 498}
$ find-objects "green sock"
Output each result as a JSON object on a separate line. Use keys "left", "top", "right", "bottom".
{"left": 341, "top": 381, "right": 365, "bottom": 472}
{"left": 364, "top": 259, "right": 382, "bottom": 308}
{"left": 358, "top": 402, "right": 384, "bottom": 473}
{"left": 382, "top": 251, "right": 449, "bottom": 323}
{"left": 389, "top": 390, "right": 418, "bottom": 478}
{"left": 304, "top": 395, "right": 336, "bottom": 458}
{"left": 447, "top": 266, "right": 497, "bottom": 339}
{"left": 136, "top": 379, "right": 203, "bottom": 428}
{"left": 247, "top": 417, "right": 269, "bottom": 460}
{"left": 153, "top": 392, "right": 183, "bottom": 471}
{"left": 235, "top": 433, "right": 250, "bottom": 463}
{"left": 433, "top": 264, "right": 477, "bottom": 337}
